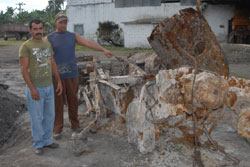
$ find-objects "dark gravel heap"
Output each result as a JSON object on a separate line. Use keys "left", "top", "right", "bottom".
{"left": 0, "top": 85, "right": 26, "bottom": 148}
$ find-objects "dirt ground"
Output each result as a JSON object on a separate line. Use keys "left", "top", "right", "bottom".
{"left": 0, "top": 44, "right": 250, "bottom": 167}
{"left": 0, "top": 45, "right": 153, "bottom": 167}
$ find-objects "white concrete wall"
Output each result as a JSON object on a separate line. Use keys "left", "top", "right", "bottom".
{"left": 124, "top": 23, "right": 158, "bottom": 48}
{"left": 66, "top": 0, "right": 235, "bottom": 47}
{"left": 67, "top": 0, "right": 113, "bottom": 6}
{"left": 202, "top": 4, "right": 235, "bottom": 43}
{"left": 66, "top": 0, "right": 188, "bottom": 42}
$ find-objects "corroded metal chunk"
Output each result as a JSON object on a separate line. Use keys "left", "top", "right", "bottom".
{"left": 148, "top": 8, "right": 229, "bottom": 77}
{"left": 125, "top": 67, "right": 250, "bottom": 154}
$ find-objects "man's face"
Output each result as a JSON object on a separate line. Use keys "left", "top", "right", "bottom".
{"left": 56, "top": 20, "right": 68, "bottom": 32}
{"left": 29, "top": 23, "right": 44, "bottom": 40}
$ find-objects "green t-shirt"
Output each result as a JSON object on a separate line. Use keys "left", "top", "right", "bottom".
{"left": 19, "top": 39, "right": 54, "bottom": 87}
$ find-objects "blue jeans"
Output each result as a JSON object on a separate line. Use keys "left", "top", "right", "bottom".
{"left": 26, "top": 84, "right": 55, "bottom": 149}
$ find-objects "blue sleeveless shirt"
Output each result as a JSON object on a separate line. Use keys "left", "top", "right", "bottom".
{"left": 47, "top": 31, "right": 78, "bottom": 78}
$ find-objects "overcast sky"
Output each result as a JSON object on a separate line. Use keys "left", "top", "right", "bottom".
{"left": 0, "top": 0, "right": 52, "bottom": 12}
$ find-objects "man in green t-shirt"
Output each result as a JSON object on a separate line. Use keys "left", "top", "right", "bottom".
{"left": 19, "top": 18, "right": 62, "bottom": 155}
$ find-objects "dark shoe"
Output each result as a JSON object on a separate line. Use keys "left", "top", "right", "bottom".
{"left": 71, "top": 128, "right": 82, "bottom": 133}
{"left": 34, "top": 148, "right": 44, "bottom": 155}
{"left": 45, "top": 143, "right": 59, "bottom": 149}
{"left": 53, "top": 133, "right": 61, "bottom": 140}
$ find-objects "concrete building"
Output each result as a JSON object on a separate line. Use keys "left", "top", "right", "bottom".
{"left": 65, "top": 0, "right": 242, "bottom": 48}
{"left": 202, "top": 4, "right": 234, "bottom": 43}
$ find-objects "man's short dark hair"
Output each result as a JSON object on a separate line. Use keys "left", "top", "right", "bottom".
{"left": 29, "top": 19, "right": 44, "bottom": 29}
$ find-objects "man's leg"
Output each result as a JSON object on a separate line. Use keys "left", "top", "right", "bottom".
{"left": 43, "top": 84, "right": 55, "bottom": 146}
{"left": 26, "top": 86, "right": 45, "bottom": 149}
{"left": 53, "top": 78, "right": 65, "bottom": 134}
{"left": 65, "top": 77, "right": 80, "bottom": 129}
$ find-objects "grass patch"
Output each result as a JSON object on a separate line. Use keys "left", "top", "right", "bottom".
{"left": 0, "top": 38, "right": 153, "bottom": 55}
{"left": 76, "top": 45, "right": 153, "bottom": 56}
{"left": 0, "top": 38, "right": 25, "bottom": 47}
{"left": 76, "top": 44, "right": 153, "bottom": 52}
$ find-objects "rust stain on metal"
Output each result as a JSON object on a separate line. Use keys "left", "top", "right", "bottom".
{"left": 121, "top": 89, "right": 134, "bottom": 116}
{"left": 154, "top": 126, "right": 161, "bottom": 141}
{"left": 173, "top": 125, "right": 203, "bottom": 146}
{"left": 148, "top": 8, "right": 229, "bottom": 77}
{"left": 229, "top": 78, "right": 237, "bottom": 87}
{"left": 138, "top": 131, "right": 144, "bottom": 141}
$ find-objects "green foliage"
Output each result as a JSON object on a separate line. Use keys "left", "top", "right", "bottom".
{"left": 15, "top": 11, "right": 33, "bottom": 24}
{"left": 0, "top": 7, "right": 15, "bottom": 26}
{"left": 96, "top": 21, "right": 124, "bottom": 46}
{"left": 0, "top": 0, "right": 66, "bottom": 34}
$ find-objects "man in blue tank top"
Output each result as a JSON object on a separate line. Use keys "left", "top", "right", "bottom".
{"left": 47, "top": 12, "right": 114, "bottom": 139}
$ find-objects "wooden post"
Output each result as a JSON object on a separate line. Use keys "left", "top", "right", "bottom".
{"left": 197, "top": 0, "right": 200, "bottom": 12}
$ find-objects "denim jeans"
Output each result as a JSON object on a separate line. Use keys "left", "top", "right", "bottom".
{"left": 26, "top": 84, "right": 55, "bottom": 149}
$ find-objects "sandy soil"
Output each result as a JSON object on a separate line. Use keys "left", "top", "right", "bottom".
{"left": 0, "top": 44, "right": 250, "bottom": 167}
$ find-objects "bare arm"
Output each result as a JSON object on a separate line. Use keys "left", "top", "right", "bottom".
{"left": 45, "top": 37, "right": 63, "bottom": 95}
{"left": 51, "top": 56, "right": 63, "bottom": 96}
{"left": 75, "top": 33, "right": 114, "bottom": 58}
{"left": 19, "top": 57, "right": 40, "bottom": 100}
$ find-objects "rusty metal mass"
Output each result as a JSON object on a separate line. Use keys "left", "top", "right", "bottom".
{"left": 148, "top": 8, "right": 229, "bottom": 77}
{"left": 75, "top": 6, "right": 249, "bottom": 167}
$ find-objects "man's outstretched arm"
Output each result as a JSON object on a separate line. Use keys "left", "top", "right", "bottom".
{"left": 75, "top": 33, "right": 114, "bottom": 58}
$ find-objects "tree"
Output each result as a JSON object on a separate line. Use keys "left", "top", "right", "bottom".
{"left": 45, "top": 0, "right": 66, "bottom": 31}
{"left": 47, "top": 0, "right": 65, "bottom": 14}
{"left": 2, "top": 7, "right": 15, "bottom": 23}
{"left": 0, "top": 1, "right": 66, "bottom": 34}
{"left": 15, "top": 11, "right": 33, "bottom": 24}
{"left": 0, "top": 7, "right": 16, "bottom": 33}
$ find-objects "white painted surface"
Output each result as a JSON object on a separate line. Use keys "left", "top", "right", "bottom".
{"left": 67, "top": 0, "right": 112, "bottom": 6}
{"left": 124, "top": 23, "right": 157, "bottom": 48}
{"left": 202, "top": 4, "right": 235, "bottom": 43}
{"left": 66, "top": 0, "right": 235, "bottom": 48}
{"left": 66, "top": 0, "right": 188, "bottom": 47}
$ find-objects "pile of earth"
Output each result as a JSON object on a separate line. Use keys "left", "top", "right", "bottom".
{"left": 0, "top": 84, "right": 26, "bottom": 148}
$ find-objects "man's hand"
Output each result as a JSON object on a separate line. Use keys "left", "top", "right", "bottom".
{"left": 56, "top": 80, "right": 63, "bottom": 96}
{"left": 75, "top": 33, "right": 114, "bottom": 58}
{"left": 103, "top": 49, "right": 114, "bottom": 58}
{"left": 30, "top": 88, "right": 40, "bottom": 100}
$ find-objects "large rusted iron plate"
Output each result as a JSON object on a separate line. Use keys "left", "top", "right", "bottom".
{"left": 148, "top": 8, "right": 229, "bottom": 77}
